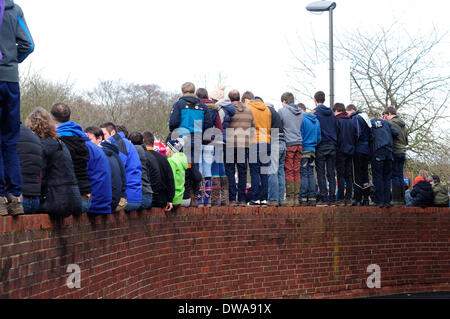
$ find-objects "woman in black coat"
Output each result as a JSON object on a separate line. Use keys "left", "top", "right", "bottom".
{"left": 25, "top": 108, "right": 82, "bottom": 217}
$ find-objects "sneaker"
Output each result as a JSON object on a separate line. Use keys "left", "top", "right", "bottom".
{"left": 229, "top": 201, "right": 238, "bottom": 207}
{"left": 344, "top": 200, "right": 352, "bottom": 206}
{"left": 300, "top": 199, "right": 308, "bottom": 207}
{"left": 7, "top": 194, "right": 24, "bottom": 216}
{"left": 335, "top": 200, "right": 346, "bottom": 206}
{"left": 260, "top": 200, "right": 268, "bottom": 207}
{"left": 308, "top": 199, "right": 317, "bottom": 207}
{"left": 248, "top": 200, "right": 260, "bottom": 206}
{"left": 238, "top": 202, "right": 247, "bottom": 207}
{"left": 267, "top": 201, "right": 279, "bottom": 207}
{"left": 328, "top": 201, "right": 337, "bottom": 207}
{"left": 316, "top": 201, "right": 328, "bottom": 207}
{"left": 0, "top": 201, "right": 8, "bottom": 216}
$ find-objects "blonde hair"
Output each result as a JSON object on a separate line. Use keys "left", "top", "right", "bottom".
{"left": 419, "top": 170, "right": 429, "bottom": 180}
{"left": 26, "top": 107, "right": 58, "bottom": 139}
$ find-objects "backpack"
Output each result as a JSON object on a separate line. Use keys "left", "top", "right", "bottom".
{"left": 203, "top": 107, "right": 218, "bottom": 131}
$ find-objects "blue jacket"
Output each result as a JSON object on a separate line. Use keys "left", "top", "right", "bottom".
{"left": 335, "top": 112, "right": 358, "bottom": 156}
{"left": 350, "top": 111, "right": 372, "bottom": 155}
{"left": 370, "top": 118, "right": 399, "bottom": 155}
{"left": 314, "top": 104, "right": 337, "bottom": 146}
{"left": 109, "top": 132, "right": 142, "bottom": 203}
{"left": 301, "top": 113, "right": 322, "bottom": 151}
{"left": 169, "top": 95, "right": 207, "bottom": 135}
{"left": 84, "top": 138, "right": 112, "bottom": 214}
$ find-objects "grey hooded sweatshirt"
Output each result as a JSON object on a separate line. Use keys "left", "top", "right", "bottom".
{"left": 278, "top": 103, "right": 303, "bottom": 147}
{"left": 0, "top": 0, "right": 34, "bottom": 82}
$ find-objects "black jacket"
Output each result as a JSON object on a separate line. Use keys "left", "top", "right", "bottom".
{"left": 101, "top": 141, "right": 127, "bottom": 211}
{"left": 183, "top": 164, "right": 203, "bottom": 200}
{"left": 17, "top": 124, "right": 43, "bottom": 197}
{"left": 146, "top": 149, "right": 175, "bottom": 205}
{"left": 410, "top": 180, "right": 434, "bottom": 208}
{"left": 59, "top": 135, "right": 91, "bottom": 196}
{"left": 38, "top": 138, "right": 82, "bottom": 217}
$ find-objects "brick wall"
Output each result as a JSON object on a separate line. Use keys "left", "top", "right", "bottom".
{"left": 0, "top": 206, "right": 449, "bottom": 299}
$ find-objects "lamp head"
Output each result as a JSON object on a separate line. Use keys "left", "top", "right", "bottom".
{"left": 306, "top": 1, "right": 336, "bottom": 12}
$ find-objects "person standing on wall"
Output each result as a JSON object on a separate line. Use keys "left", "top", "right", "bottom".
{"left": 0, "top": 0, "right": 34, "bottom": 216}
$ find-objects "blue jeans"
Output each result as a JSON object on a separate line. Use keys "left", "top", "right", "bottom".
{"left": 268, "top": 141, "right": 286, "bottom": 203}
{"left": 81, "top": 197, "right": 92, "bottom": 214}
{"left": 22, "top": 197, "right": 40, "bottom": 215}
{"left": 249, "top": 143, "right": 271, "bottom": 202}
{"left": 140, "top": 193, "right": 153, "bottom": 210}
{"left": 125, "top": 202, "right": 142, "bottom": 212}
{"left": 0, "top": 82, "right": 22, "bottom": 197}
{"left": 224, "top": 147, "right": 249, "bottom": 203}
{"left": 300, "top": 152, "right": 317, "bottom": 201}
{"left": 371, "top": 148, "right": 393, "bottom": 205}
{"left": 392, "top": 153, "right": 406, "bottom": 187}
{"left": 198, "top": 144, "right": 214, "bottom": 178}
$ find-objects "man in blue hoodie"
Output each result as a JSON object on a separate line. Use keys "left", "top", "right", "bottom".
{"left": 0, "top": 0, "right": 34, "bottom": 216}
{"left": 333, "top": 103, "right": 358, "bottom": 206}
{"left": 100, "top": 122, "right": 143, "bottom": 211}
{"left": 52, "top": 103, "right": 112, "bottom": 215}
{"left": 299, "top": 103, "right": 321, "bottom": 206}
{"left": 313, "top": 91, "right": 337, "bottom": 206}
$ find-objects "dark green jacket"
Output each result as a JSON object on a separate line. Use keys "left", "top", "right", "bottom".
{"left": 390, "top": 116, "right": 408, "bottom": 154}
{"left": 432, "top": 183, "right": 449, "bottom": 207}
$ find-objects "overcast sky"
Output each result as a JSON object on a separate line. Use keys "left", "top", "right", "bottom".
{"left": 18, "top": 0, "right": 450, "bottom": 108}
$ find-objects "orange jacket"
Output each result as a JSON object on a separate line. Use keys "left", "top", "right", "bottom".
{"left": 247, "top": 101, "right": 272, "bottom": 144}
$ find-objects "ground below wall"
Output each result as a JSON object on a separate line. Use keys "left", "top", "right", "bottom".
{"left": 0, "top": 206, "right": 449, "bottom": 299}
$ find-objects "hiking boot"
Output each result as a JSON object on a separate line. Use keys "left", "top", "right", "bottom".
{"left": 210, "top": 177, "right": 221, "bottom": 207}
{"left": 220, "top": 177, "right": 230, "bottom": 207}
{"left": 7, "top": 194, "right": 24, "bottom": 216}
{"left": 0, "top": 201, "right": 8, "bottom": 216}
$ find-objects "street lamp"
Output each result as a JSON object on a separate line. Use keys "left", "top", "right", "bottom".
{"left": 306, "top": 1, "right": 337, "bottom": 108}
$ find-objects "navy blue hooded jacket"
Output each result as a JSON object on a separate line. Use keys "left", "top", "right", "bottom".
{"left": 169, "top": 95, "right": 208, "bottom": 135}
{"left": 314, "top": 104, "right": 337, "bottom": 146}
{"left": 335, "top": 112, "right": 358, "bottom": 156}
{"left": 410, "top": 180, "right": 434, "bottom": 208}
{"left": 350, "top": 111, "right": 372, "bottom": 155}
{"left": 370, "top": 118, "right": 399, "bottom": 155}
{"left": 101, "top": 141, "right": 127, "bottom": 212}
{"left": 109, "top": 132, "right": 142, "bottom": 204}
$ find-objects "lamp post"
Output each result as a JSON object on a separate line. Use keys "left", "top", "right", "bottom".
{"left": 306, "top": 1, "right": 336, "bottom": 108}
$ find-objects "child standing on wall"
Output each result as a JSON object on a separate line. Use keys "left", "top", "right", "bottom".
{"left": 166, "top": 138, "right": 189, "bottom": 211}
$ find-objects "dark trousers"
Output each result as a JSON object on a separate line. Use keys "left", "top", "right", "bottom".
{"left": 224, "top": 147, "right": 249, "bottom": 203}
{"left": 315, "top": 143, "right": 336, "bottom": 202}
{"left": 249, "top": 143, "right": 271, "bottom": 202}
{"left": 392, "top": 153, "right": 406, "bottom": 187}
{"left": 353, "top": 152, "right": 370, "bottom": 202}
{"left": 0, "top": 82, "right": 22, "bottom": 197}
{"left": 371, "top": 148, "right": 393, "bottom": 205}
{"left": 299, "top": 152, "right": 316, "bottom": 201}
{"left": 336, "top": 153, "right": 353, "bottom": 201}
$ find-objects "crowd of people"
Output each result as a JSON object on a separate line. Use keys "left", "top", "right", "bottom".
{"left": 0, "top": 1, "right": 448, "bottom": 217}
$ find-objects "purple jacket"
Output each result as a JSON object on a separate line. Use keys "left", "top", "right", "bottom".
{"left": 0, "top": 0, "right": 4, "bottom": 61}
